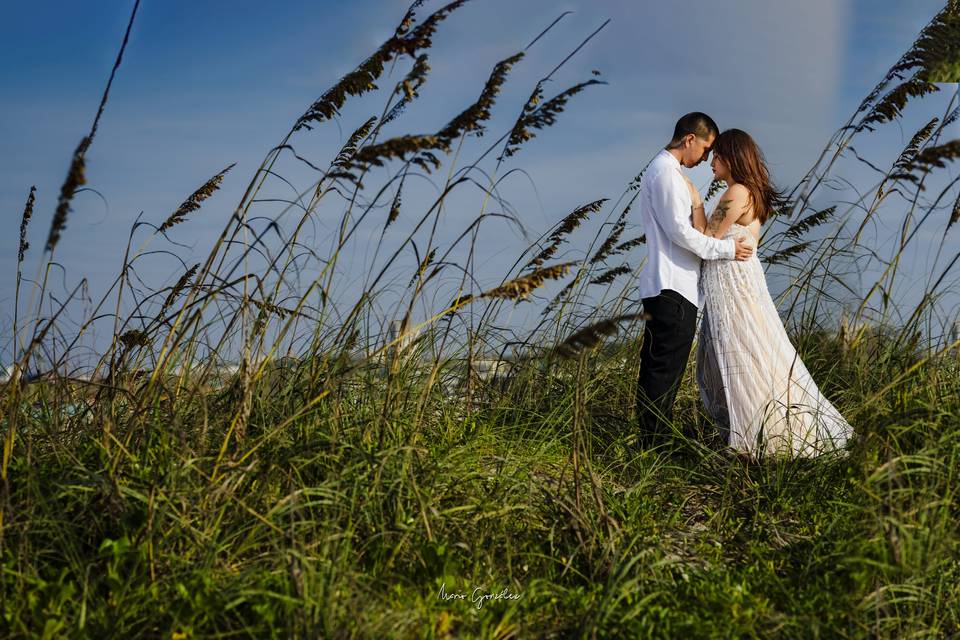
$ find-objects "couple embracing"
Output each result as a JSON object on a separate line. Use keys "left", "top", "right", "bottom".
{"left": 633, "top": 112, "right": 852, "bottom": 460}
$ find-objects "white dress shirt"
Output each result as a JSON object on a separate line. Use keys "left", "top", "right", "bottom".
{"left": 637, "top": 149, "right": 735, "bottom": 307}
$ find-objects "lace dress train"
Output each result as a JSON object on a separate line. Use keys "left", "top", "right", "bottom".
{"left": 695, "top": 224, "right": 853, "bottom": 458}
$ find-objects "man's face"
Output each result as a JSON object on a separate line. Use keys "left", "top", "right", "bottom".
{"left": 682, "top": 132, "right": 715, "bottom": 168}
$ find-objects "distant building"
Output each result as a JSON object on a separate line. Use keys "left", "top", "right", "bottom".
{"left": 387, "top": 319, "right": 418, "bottom": 355}
{"left": 469, "top": 358, "right": 515, "bottom": 385}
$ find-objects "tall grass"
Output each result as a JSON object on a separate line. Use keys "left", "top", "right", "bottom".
{"left": 2, "top": 0, "right": 959, "bottom": 637}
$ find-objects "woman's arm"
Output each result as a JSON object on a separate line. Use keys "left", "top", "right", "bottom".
{"left": 704, "top": 184, "right": 751, "bottom": 239}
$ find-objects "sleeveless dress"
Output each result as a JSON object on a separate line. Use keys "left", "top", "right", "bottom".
{"left": 695, "top": 222, "right": 853, "bottom": 458}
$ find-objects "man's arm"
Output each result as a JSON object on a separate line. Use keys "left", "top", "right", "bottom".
{"left": 681, "top": 174, "right": 708, "bottom": 233}
{"left": 652, "top": 168, "right": 735, "bottom": 260}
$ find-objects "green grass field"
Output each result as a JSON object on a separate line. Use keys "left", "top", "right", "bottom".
{"left": 3, "top": 335, "right": 958, "bottom": 638}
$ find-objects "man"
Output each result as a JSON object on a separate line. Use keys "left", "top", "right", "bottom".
{"left": 635, "top": 112, "right": 754, "bottom": 449}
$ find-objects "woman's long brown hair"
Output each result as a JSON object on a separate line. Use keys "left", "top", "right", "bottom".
{"left": 712, "top": 129, "right": 783, "bottom": 224}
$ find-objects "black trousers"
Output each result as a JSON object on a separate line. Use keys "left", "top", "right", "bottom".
{"left": 635, "top": 288, "right": 698, "bottom": 445}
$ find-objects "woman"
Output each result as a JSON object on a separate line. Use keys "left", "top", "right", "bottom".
{"left": 685, "top": 128, "right": 852, "bottom": 459}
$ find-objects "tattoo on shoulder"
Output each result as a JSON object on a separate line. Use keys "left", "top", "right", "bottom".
{"left": 706, "top": 201, "right": 730, "bottom": 234}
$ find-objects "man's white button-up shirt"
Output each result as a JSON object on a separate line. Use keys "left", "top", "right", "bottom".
{"left": 636, "top": 149, "right": 735, "bottom": 307}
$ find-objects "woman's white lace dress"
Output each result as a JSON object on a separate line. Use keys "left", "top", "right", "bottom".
{"left": 695, "top": 222, "right": 853, "bottom": 458}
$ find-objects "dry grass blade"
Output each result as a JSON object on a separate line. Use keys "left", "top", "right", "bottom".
{"left": 400, "top": 53, "right": 430, "bottom": 101}
{"left": 590, "top": 218, "right": 626, "bottom": 265}
{"left": 384, "top": 54, "right": 432, "bottom": 125}
{"left": 504, "top": 83, "right": 543, "bottom": 155}
{"left": 437, "top": 51, "right": 524, "bottom": 141}
{"left": 163, "top": 263, "right": 200, "bottom": 309}
{"left": 949, "top": 192, "right": 960, "bottom": 230}
{"left": 408, "top": 248, "right": 436, "bottom": 287}
{"left": 293, "top": 0, "right": 470, "bottom": 132}
{"left": 118, "top": 329, "right": 150, "bottom": 351}
{"left": 894, "top": 117, "right": 940, "bottom": 172}
{"left": 763, "top": 241, "right": 813, "bottom": 266}
{"left": 395, "top": 0, "right": 428, "bottom": 37}
{"left": 613, "top": 235, "right": 646, "bottom": 254}
{"left": 481, "top": 262, "right": 575, "bottom": 301}
{"left": 314, "top": 116, "right": 379, "bottom": 196}
{"left": 45, "top": 0, "right": 140, "bottom": 252}
{"left": 19, "top": 186, "right": 36, "bottom": 263}
{"left": 627, "top": 169, "right": 646, "bottom": 192}
{"left": 548, "top": 199, "right": 607, "bottom": 244}
{"left": 891, "top": 138, "right": 960, "bottom": 184}
{"left": 912, "top": 139, "right": 960, "bottom": 171}
{"left": 524, "top": 199, "right": 607, "bottom": 271}
{"left": 890, "top": 1, "right": 960, "bottom": 83}
{"left": 942, "top": 103, "right": 960, "bottom": 130}
{"left": 448, "top": 293, "right": 475, "bottom": 310}
{"left": 542, "top": 277, "right": 578, "bottom": 316}
{"left": 589, "top": 264, "right": 631, "bottom": 285}
{"left": 856, "top": 77, "right": 940, "bottom": 133}
{"left": 354, "top": 51, "right": 524, "bottom": 172}
{"left": 353, "top": 134, "right": 443, "bottom": 171}
{"left": 524, "top": 240, "right": 560, "bottom": 272}
{"left": 784, "top": 206, "right": 835, "bottom": 239}
{"left": 333, "top": 117, "right": 378, "bottom": 170}
{"left": 386, "top": 172, "right": 406, "bottom": 229}
{"left": 503, "top": 78, "right": 605, "bottom": 158}
{"left": 854, "top": 3, "right": 957, "bottom": 128}
{"left": 249, "top": 297, "right": 296, "bottom": 318}
{"left": 552, "top": 312, "right": 649, "bottom": 359}
{"left": 46, "top": 137, "right": 90, "bottom": 252}
{"left": 396, "top": 0, "right": 472, "bottom": 52}
{"left": 294, "top": 52, "right": 386, "bottom": 131}
{"left": 159, "top": 163, "right": 236, "bottom": 233}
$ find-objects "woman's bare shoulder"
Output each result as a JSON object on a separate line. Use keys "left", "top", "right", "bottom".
{"left": 721, "top": 183, "right": 750, "bottom": 201}
{"left": 719, "top": 183, "right": 753, "bottom": 221}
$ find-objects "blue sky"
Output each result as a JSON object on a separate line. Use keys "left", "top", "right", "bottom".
{"left": 1, "top": 0, "right": 958, "bottom": 363}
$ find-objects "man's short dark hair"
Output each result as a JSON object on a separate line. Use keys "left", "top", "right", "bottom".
{"left": 668, "top": 112, "right": 719, "bottom": 147}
